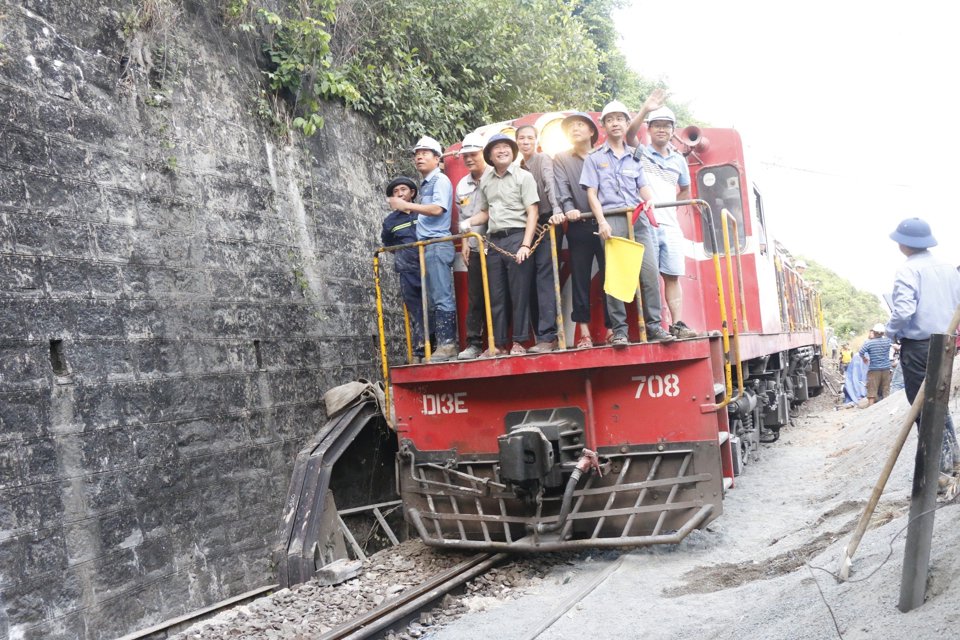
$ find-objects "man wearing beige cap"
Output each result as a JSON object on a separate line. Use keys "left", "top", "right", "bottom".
{"left": 455, "top": 132, "right": 491, "bottom": 360}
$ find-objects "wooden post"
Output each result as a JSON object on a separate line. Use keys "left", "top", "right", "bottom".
{"left": 898, "top": 333, "right": 956, "bottom": 612}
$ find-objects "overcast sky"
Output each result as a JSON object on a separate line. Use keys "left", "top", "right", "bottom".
{"left": 616, "top": 0, "right": 959, "bottom": 299}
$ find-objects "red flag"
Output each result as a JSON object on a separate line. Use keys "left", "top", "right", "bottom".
{"left": 631, "top": 201, "right": 658, "bottom": 227}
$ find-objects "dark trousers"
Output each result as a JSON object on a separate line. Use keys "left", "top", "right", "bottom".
{"left": 487, "top": 230, "right": 533, "bottom": 346}
{"left": 529, "top": 223, "right": 562, "bottom": 342}
{"left": 398, "top": 270, "right": 424, "bottom": 356}
{"left": 900, "top": 338, "right": 958, "bottom": 472}
{"left": 567, "top": 220, "right": 611, "bottom": 327}
{"left": 465, "top": 251, "right": 487, "bottom": 348}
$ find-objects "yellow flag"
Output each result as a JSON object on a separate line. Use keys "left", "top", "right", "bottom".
{"left": 604, "top": 236, "right": 645, "bottom": 302}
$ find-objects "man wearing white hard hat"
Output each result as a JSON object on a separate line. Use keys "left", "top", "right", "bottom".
{"left": 626, "top": 89, "right": 696, "bottom": 339}
{"left": 858, "top": 323, "right": 892, "bottom": 405}
{"left": 455, "top": 132, "right": 491, "bottom": 360}
{"left": 388, "top": 136, "right": 458, "bottom": 361}
{"left": 581, "top": 100, "right": 674, "bottom": 345}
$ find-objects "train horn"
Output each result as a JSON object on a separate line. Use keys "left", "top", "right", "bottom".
{"left": 678, "top": 125, "right": 710, "bottom": 154}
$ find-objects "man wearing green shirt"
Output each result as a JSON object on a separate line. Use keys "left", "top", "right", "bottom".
{"left": 460, "top": 134, "right": 539, "bottom": 355}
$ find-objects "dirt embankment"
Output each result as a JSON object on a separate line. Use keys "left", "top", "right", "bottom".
{"left": 433, "top": 366, "right": 960, "bottom": 640}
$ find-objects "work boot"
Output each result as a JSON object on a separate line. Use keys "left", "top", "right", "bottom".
{"left": 646, "top": 325, "right": 676, "bottom": 343}
{"left": 609, "top": 333, "right": 629, "bottom": 348}
{"left": 434, "top": 310, "right": 459, "bottom": 347}
{"left": 528, "top": 340, "right": 558, "bottom": 354}
{"left": 431, "top": 343, "right": 458, "bottom": 362}
{"left": 669, "top": 321, "right": 698, "bottom": 339}
{"left": 458, "top": 344, "right": 482, "bottom": 360}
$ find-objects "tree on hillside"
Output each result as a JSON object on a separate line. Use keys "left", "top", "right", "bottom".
{"left": 233, "top": 0, "right": 695, "bottom": 146}
{"left": 800, "top": 258, "right": 886, "bottom": 338}
{"left": 572, "top": 0, "right": 697, "bottom": 123}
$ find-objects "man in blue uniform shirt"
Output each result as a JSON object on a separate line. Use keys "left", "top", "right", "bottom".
{"left": 388, "top": 136, "right": 458, "bottom": 361}
{"left": 381, "top": 176, "right": 423, "bottom": 360}
{"left": 581, "top": 100, "right": 674, "bottom": 345}
{"left": 886, "top": 217, "right": 960, "bottom": 474}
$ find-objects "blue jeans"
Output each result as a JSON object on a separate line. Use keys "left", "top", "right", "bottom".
{"left": 424, "top": 242, "right": 456, "bottom": 313}
{"left": 423, "top": 241, "right": 457, "bottom": 346}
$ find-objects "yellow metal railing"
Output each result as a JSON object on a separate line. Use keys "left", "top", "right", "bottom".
{"left": 375, "top": 228, "right": 571, "bottom": 419}
{"left": 719, "top": 209, "right": 746, "bottom": 406}
{"left": 649, "top": 199, "right": 741, "bottom": 408}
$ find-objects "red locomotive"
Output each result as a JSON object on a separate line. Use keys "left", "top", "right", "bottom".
{"left": 374, "top": 111, "right": 824, "bottom": 552}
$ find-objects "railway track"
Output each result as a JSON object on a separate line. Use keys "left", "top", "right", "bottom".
{"left": 320, "top": 552, "right": 507, "bottom": 640}
{"left": 321, "top": 549, "right": 626, "bottom": 640}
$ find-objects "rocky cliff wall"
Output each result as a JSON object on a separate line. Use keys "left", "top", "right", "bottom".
{"left": 0, "top": 2, "right": 390, "bottom": 638}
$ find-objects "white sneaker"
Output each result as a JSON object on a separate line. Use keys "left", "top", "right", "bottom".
{"left": 458, "top": 344, "right": 482, "bottom": 360}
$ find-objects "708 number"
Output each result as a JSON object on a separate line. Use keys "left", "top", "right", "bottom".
{"left": 632, "top": 374, "right": 680, "bottom": 399}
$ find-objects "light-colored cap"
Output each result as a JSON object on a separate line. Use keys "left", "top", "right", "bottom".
{"left": 645, "top": 106, "right": 676, "bottom": 125}
{"left": 795, "top": 260, "right": 807, "bottom": 269}
{"left": 460, "top": 132, "right": 485, "bottom": 153}
{"left": 872, "top": 323, "right": 886, "bottom": 333}
{"left": 600, "top": 100, "right": 631, "bottom": 122}
{"left": 413, "top": 135, "right": 443, "bottom": 156}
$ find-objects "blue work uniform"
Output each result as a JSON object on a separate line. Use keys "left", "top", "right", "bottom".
{"left": 381, "top": 210, "right": 424, "bottom": 356}
{"left": 580, "top": 142, "right": 663, "bottom": 336}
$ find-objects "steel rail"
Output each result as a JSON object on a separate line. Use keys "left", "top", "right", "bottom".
{"left": 320, "top": 552, "right": 506, "bottom": 640}
{"left": 114, "top": 584, "right": 278, "bottom": 640}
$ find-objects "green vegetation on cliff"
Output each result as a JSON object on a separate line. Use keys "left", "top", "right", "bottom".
{"left": 800, "top": 259, "right": 886, "bottom": 338}
{"left": 224, "top": 0, "right": 693, "bottom": 145}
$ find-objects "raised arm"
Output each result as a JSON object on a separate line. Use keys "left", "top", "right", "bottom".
{"left": 626, "top": 87, "right": 667, "bottom": 146}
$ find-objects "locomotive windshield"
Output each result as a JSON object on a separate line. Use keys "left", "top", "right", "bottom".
{"left": 697, "top": 164, "right": 747, "bottom": 254}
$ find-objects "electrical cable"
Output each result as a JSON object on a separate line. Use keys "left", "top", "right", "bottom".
{"left": 803, "top": 499, "right": 960, "bottom": 640}
{"left": 805, "top": 562, "right": 844, "bottom": 640}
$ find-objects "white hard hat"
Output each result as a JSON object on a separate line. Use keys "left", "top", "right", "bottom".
{"left": 645, "top": 106, "right": 676, "bottom": 125}
{"left": 459, "top": 132, "right": 485, "bottom": 153}
{"left": 872, "top": 323, "right": 886, "bottom": 333}
{"left": 795, "top": 260, "right": 807, "bottom": 269}
{"left": 600, "top": 100, "right": 631, "bottom": 122}
{"left": 413, "top": 136, "right": 443, "bottom": 156}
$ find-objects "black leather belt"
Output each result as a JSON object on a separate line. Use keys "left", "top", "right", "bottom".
{"left": 488, "top": 228, "right": 525, "bottom": 238}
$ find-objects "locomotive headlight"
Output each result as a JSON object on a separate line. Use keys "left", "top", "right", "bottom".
{"left": 538, "top": 118, "right": 571, "bottom": 156}
{"left": 529, "top": 112, "right": 573, "bottom": 157}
